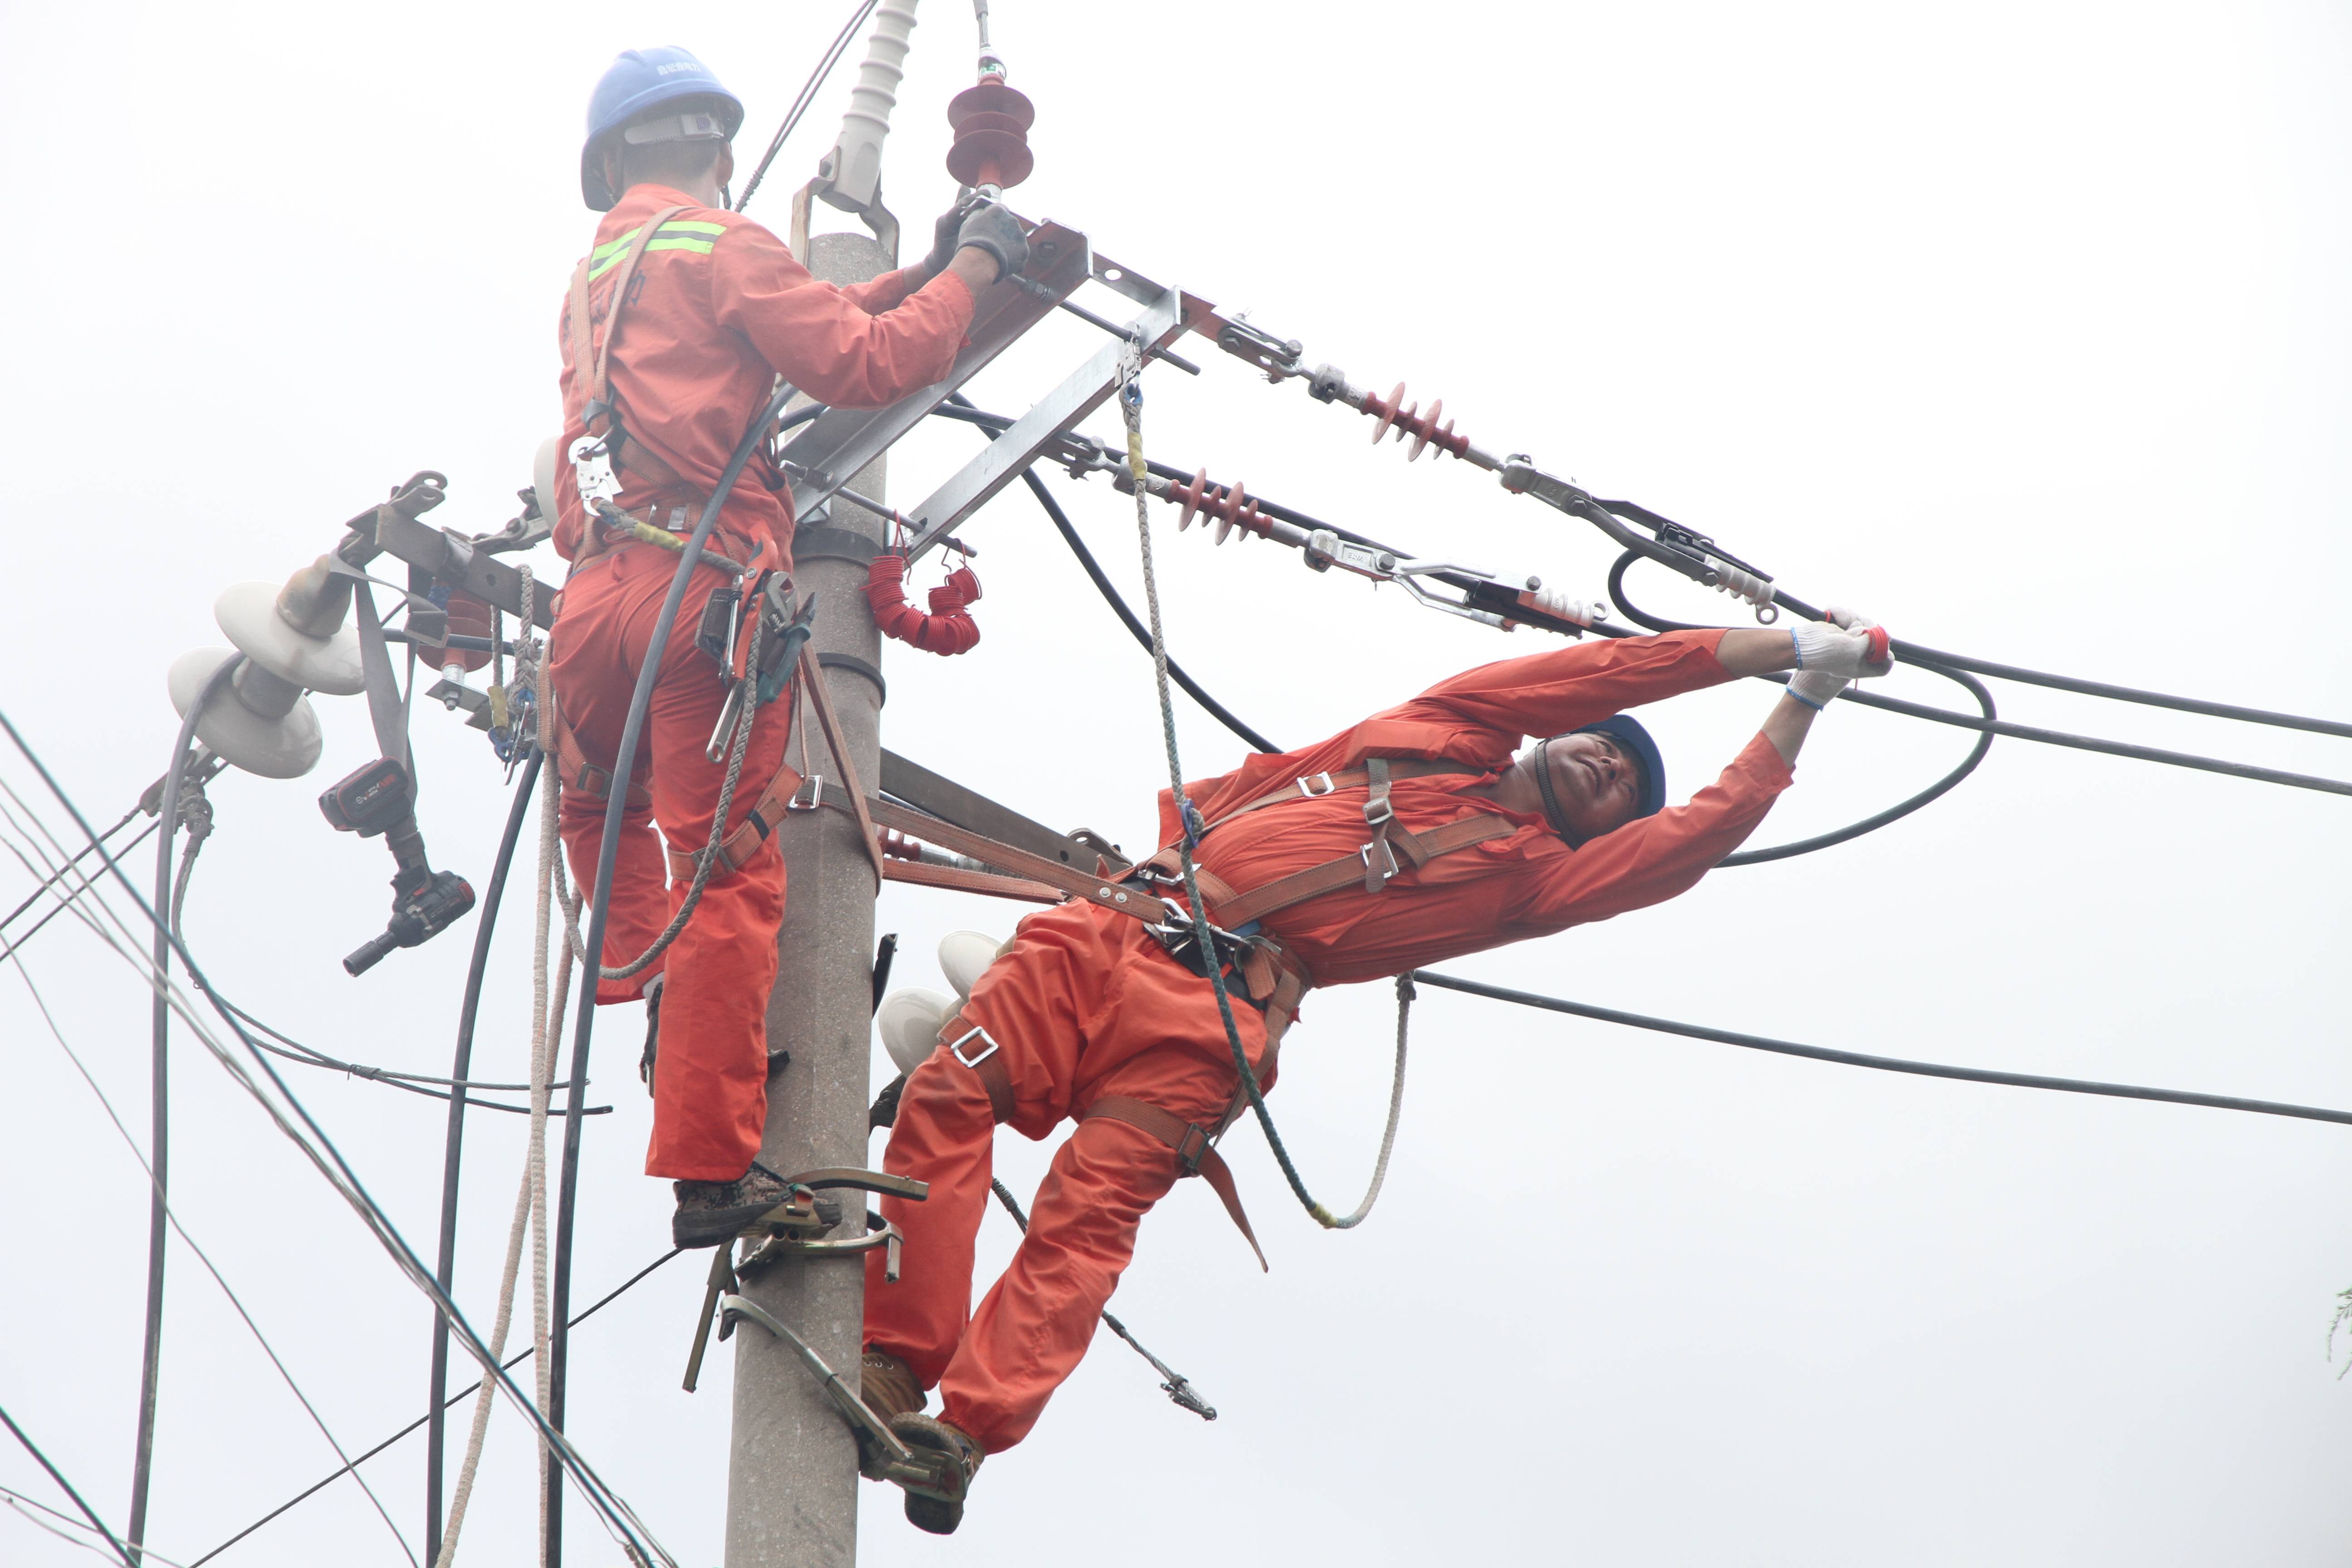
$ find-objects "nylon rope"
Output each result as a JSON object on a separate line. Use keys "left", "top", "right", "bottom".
{"left": 1117, "top": 348, "right": 1403, "bottom": 1231}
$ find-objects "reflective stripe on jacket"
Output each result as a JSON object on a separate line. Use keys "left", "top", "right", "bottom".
{"left": 554, "top": 182, "right": 977, "bottom": 566}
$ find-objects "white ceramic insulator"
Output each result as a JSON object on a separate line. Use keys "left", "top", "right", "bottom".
{"left": 823, "top": 0, "right": 921, "bottom": 211}
{"left": 877, "top": 986, "right": 956, "bottom": 1075}
{"left": 1708, "top": 558, "right": 1775, "bottom": 611}
{"left": 534, "top": 434, "right": 560, "bottom": 518}
{"left": 937, "top": 928, "right": 1004, "bottom": 999}
{"left": 168, "top": 647, "right": 323, "bottom": 779}
{"left": 216, "top": 581, "right": 365, "bottom": 695}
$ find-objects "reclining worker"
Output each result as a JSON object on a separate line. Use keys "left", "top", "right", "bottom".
{"left": 860, "top": 608, "right": 1895, "bottom": 1532}
{"left": 545, "top": 46, "right": 1026, "bottom": 1249}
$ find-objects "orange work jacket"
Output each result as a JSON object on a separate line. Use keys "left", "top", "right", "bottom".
{"left": 1156, "top": 629, "right": 1793, "bottom": 988}
{"left": 553, "top": 183, "right": 977, "bottom": 568}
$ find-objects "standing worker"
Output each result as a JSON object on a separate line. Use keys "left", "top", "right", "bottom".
{"left": 545, "top": 46, "right": 1027, "bottom": 1248}
{"left": 860, "top": 611, "right": 1896, "bottom": 1532}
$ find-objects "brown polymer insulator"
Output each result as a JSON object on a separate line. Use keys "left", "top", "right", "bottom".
{"left": 878, "top": 828, "right": 928, "bottom": 863}
{"left": 945, "top": 76, "right": 1036, "bottom": 189}
{"left": 1358, "top": 382, "right": 1471, "bottom": 461}
{"left": 1168, "top": 466, "right": 1274, "bottom": 545}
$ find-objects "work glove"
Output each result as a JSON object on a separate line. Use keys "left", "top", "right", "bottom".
{"left": 1786, "top": 607, "right": 1891, "bottom": 710}
{"left": 953, "top": 200, "right": 1028, "bottom": 284}
{"left": 920, "top": 194, "right": 975, "bottom": 279}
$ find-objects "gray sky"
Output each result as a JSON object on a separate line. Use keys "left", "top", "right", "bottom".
{"left": 3, "top": 1, "right": 2350, "bottom": 1564}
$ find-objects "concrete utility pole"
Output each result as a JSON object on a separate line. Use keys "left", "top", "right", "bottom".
{"left": 725, "top": 227, "right": 891, "bottom": 1568}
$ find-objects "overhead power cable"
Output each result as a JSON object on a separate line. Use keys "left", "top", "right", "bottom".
{"left": 1410, "top": 969, "right": 2352, "bottom": 1128}
{"left": 5, "top": 941, "right": 415, "bottom": 1567}
{"left": 735, "top": 0, "right": 879, "bottom": 213}
{"left": 187, "top": 1250, "right": 683, "bottom": 1568}
{"left": 0, "top": 1401, "right": 134, "bottom": 1568}
{"left": 1608, "top": 553, "right": 2352, "bottom": 798}
{"left": 0, "top": 715, "right": 680, "bottom": 1568}
{"left": 2, "top": 1484, "right": 185, "bottom": 1568}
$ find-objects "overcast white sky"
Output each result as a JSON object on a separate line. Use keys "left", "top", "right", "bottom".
{"left": 3, "top": 1, "right": 2350, "bottom": 1564}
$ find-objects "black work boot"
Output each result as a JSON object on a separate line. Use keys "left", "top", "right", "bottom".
{"left": 890, "top": 1412, "right": 982, "bottom": 1535}
{"left": 856, "top": 1352, "right": 927, "bottom": 1480}
{"left": 671, "top": 1160, "right": 793, "bottom": 1249}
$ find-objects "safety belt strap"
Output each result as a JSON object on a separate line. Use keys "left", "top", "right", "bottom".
{"left": 663, "top": 755, "right": 807, "bottom": 882}
{"left": 1080, "top": 1096, "right": 1267, "bottom": 1273}
{"left": 1193, "top": 757, "right": 1487, "bottom": 838}
{"left": 546, "top": 687, "right": 652, "bottom": 808}
{"left": 567, "top": 203, "right": 704, "bottom": 500}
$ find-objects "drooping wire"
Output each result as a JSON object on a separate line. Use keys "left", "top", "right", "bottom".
{"left": 1409, "top": 968, "right": 2352, "bottom": 1127}
{"left": 2, "top": 1483, "right": 185, "bottom": 1568}
{"left": 5, "top": 938, "right": 416, "bottom": 1567}
{"left": 734, "top": 0, "right": 880, "bottom": 213}
{"left": 0, "top": 1400, "right": 135, "bottom": 1567}
{"left": 0, "top": 718, "right": 680, "bottom": 1568}
{"left": 930, "top": 395, "right": 1281, "bottom": 753}
{"left": 186, "top": 1250, "right": 683, "bottom": 1568}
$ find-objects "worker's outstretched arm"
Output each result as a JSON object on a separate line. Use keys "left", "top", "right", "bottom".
{"left": 712, "top": 222, "right": 980, "bottom": 410}
{"left": 1499, "top": 608, "right": 1890, "bottom": 933}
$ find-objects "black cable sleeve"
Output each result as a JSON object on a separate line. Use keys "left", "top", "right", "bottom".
{"left": 426, "top": 749, "right": 541, "bottom": 1563}
{"left": 1411, "top": 969, "right": 2352, "bottom": 1128}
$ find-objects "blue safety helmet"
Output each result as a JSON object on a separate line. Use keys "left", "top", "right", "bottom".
{"left": 1531, "top": 712, "right": 1668, "bottom": 843}
{"left": 581, "top": 46, "right": 745, "bottom": 211}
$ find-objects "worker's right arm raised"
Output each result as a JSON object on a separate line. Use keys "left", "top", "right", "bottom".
{"left": 711, "top": 219, "right": 980, "bottom": 410}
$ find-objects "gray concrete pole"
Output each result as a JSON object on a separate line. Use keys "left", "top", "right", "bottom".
{"left": 725, "top": 228, "right": 891, "bottom": 1568}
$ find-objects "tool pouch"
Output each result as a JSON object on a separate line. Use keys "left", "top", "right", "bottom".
{"left": 755, "top": 577, "right": 818, "bottom": 707}
{"left": 695, "top": 583, "right": 743, "bottom": 669}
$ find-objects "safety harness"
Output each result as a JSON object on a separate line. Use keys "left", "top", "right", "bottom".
{"left": 884, "top": 757, "right": 1519, "bottom": 1264}
{"left": 549, "top": 202, "right": 835, "bottom": 899}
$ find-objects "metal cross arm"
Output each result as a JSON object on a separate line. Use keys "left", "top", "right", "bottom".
{"left": 782, "top": 217, "right": 1093, "bottom": 519}
{"left": 901, "top": 282, "right": 1187, "bottom": 561}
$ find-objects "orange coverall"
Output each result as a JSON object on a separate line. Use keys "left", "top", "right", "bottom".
{"left": 549, "top": 183, "right": 974, "bottom": 1181}
{"left": 865, "top": 629, "right": 1793, "bottom": 1450}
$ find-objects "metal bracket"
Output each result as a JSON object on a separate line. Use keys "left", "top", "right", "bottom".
{"left": 738, "top": 1207, "right": 905, "bottom": 1282}
{"left": 901, "top": 283, "right": 1187, "bottom": 561}
{"left": 781, "top": 217, "right": 1091, "bottom": 521}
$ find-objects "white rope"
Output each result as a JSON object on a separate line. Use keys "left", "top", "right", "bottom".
{"left": 433, "top": 569, "right": 573, "bottom": 1568}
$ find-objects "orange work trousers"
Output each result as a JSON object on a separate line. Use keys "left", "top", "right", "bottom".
{"left": 864, "top": 899, "right": 1276, "bottom": 1453}
{"left": 548, "top": 539, "right": 790, "bottom": 1182}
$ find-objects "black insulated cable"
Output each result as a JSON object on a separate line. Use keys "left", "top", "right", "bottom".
{"left": 929, "top": 396, "right": 1282, "bottom": 753}
{"left": 186, "top": 1249, "right": 684, "bottom": 1568}
{"left": 546, "top": 376, "right": 797, "bottom": 1567}
{"left": 0, "top": 1401, "right": 134, "bottom": 1567}
{"left": 426, "top": 749, "right": 541, "bottom": 1564}
{"left": 0, "top": 710, "right": 675, "bottom": 1568}
{"left": 1608, "top": 551, "right": 2352, "bottom": 799}
{"left": 1411, "top": 969, "right": 2352, "bottom": 1129}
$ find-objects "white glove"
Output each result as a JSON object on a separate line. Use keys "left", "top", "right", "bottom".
{"left": 1786, "top": 607, "right": 1890, "bottom": 709}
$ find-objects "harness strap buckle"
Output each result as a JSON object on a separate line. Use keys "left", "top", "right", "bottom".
{"left": 948, "top": 1024, "right": 1000, "bottom": 1070}
{"left": 788, "top": 774, "right": 825, "bottom": 811}
{"left": 1296, "top": 771, "right": 1336, "bottom": 796}
{"left": 1361, "top": 836, "right": 1401, "bottom": 889}
{"left": 1171, "top": 1122, "right": 1211, "bottom": 1175}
